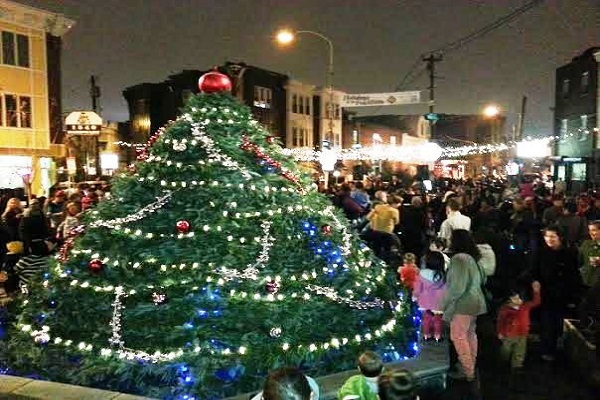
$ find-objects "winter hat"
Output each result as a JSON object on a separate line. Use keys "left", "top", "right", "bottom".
{"left": 6, "top": 241, "right": 24, "bottom": 254}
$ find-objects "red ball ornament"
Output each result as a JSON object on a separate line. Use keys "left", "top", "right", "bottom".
{"left": 321, "top": 224, "right": 333, "bottom": 236}
{"left": 176, "top": 220, "right": 191, "bottom": 234}
{"left": 198, "top": 70, "right": 232, "bottom": 93}
{"left": 88, "top": 259, "right": 104, "bottom": 273}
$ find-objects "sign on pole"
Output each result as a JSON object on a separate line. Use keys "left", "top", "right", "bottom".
{"left": 341, "top": 91, "right": 422, "bottom": 107}
{"left": 65, "top": 111, "right": 102, "bottom": 135}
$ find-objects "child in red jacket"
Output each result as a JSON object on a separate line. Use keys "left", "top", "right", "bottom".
{"left": 497, "top": 281, "right": 541, "bottom": 370}
{"left": 398, "top": 253, "right": 419, "bottom": 291}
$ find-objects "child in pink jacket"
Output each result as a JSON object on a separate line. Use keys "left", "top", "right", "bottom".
{"left": 413, "top": 251, "right": 447, "bottom": 342}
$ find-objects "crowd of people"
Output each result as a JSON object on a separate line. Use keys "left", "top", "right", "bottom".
{"left": 2, "top": 174, "right": 600, "bottom": 399}
{"left": 323, "top": 175, "right": 600, "bottom": 397}
{"left": 0, "top": 183, "right": 107, "bottom": 303}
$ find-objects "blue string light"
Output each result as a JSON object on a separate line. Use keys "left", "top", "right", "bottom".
{"left": 300, "top": 220, "right": 346, "bottom": 270}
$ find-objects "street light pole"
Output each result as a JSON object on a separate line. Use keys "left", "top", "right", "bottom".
{"left": 275, "top": 29, "right": 334, "bottom": 147}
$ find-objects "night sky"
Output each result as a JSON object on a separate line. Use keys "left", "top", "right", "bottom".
{"left": 18, "top": 0, "right": 600, "bottom": 137}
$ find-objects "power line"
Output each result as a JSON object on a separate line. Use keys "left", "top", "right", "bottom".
{"left": 393, "top": 0, "right": 544, "bottom": 90}
{"left": 431, "top": 0, "right": 545, "bottom": 55}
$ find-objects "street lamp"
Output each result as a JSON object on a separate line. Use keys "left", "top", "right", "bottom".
{"left": 318, "top": 148, "right": 337, "bottom": 190}
{"left": 275, "top": 28, "right": 335, "bottom": 147}
{"left": 482, "top": 105, "right": 501, "bottom": 118}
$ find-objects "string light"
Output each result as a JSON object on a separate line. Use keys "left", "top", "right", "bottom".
{"left": 89, "top": 193, "right": 172, "bottom": 229}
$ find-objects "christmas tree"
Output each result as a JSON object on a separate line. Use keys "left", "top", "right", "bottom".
{"left": 5, "top": 71, "right": 418, "bottom": 399}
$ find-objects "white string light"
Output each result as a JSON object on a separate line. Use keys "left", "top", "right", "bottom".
{"left": 89, "top": 193, "right": 172, "bottom": 229}
{"left": 108, "top": 287, "right": 126, "bottom": 348}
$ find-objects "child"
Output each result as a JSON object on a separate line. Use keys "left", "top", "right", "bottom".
{"left": 427, "top": 238, "right": 450, "bottom": 270}
{"left": 378, "top": 369, "right": 419, "bottom": 400}
{"left": 338, "top": 350, "right": 383, "bottom": 400}
{"left": 398, "top": 253, "right": 419, "bottom": 291}
{"left": 56, "top": 202, "right": 82, "bottom": 241}
{"left": 497, "top": 281, "right": 541, "bottom": 371}
{"left": 413, "top": 251, "right": 447, "bottom": 342}
{"left": 0, "top": 241, "right": 24, "bottom": 299}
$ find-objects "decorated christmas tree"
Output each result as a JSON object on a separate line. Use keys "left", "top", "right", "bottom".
{"left": 5, "top": 71, "right": 418, "bottom": 399}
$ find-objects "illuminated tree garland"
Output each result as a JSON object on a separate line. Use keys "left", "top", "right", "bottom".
{"left": 89, "top": 193, "right": 172, "bottom": 229}
{"left": 240, "top": 135, "right": 306, "bottom": 194}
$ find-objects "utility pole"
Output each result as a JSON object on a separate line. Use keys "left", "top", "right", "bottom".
{"left": 90, "top": 75, "right": 101, "bottom": 113}
{"left": 515, "top": 95, "right": 527, "bottom": 142}
{"left": 423, "top": 53, "right": 443, "bottom": 138}
{"left": 88, "top": 75, "right": 101, "bottom": 180}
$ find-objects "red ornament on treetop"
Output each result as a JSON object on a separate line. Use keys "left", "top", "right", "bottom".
{"left": 198, "top": 70, "right": 232, "bottom": 93}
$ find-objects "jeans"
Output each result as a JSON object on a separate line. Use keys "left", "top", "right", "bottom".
{"left": 500, "top": 336, "right": 528, "bottom": 368}
{"left": 423, "top": 311, "right": 444, "bottom": 339}
{"left": 450, "top": 314, "right": 478, "bottom": 378}
{"left": 540, "top": 305, "right": 564, "bottom": 356}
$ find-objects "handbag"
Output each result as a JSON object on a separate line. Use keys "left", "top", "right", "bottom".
{"left": 476, "top": 259, "right": 493, "bottom": 312}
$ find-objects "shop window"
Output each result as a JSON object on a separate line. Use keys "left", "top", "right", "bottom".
{"left": 572, "top": 163, "right": 586, "bottom": 181}
{"left": 16, "top": 34, "right": 29, "bottom": 67}
{"left": 1, "top": 31, "right": 15, "bottom": 65}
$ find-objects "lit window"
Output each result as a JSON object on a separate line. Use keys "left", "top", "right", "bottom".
{"left": 581, "top": 71, "right": 589, "bottom": 92}
{"left": 253, "top": 86, "right": 272, "bottom": 109}
{"left": 562, "top": 79, "right": 570, "bottom": 96}
{"left": 390, "top": 135, "right": 396, "bottom": 145}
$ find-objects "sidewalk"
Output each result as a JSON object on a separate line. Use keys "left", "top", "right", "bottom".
{"left": 436, "top": 315, "right": 597, "bottom": 400}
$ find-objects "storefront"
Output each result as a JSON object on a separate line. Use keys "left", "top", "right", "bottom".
{"left": 551, "top": 156, "right": 589, "bottom": 193}
{"left": 0, "top": 155, "right": 56, "bottom": 197}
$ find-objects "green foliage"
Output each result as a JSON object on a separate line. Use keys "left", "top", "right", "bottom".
{"left": 7, "top": 92, "right": 417, "bottom": 398}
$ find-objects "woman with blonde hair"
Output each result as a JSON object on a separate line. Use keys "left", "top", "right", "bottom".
{"left": 1, "top": 198, "right": 23, "bottom": 241}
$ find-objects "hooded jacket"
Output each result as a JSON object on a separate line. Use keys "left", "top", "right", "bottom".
{"left": 413, "top": 268, "right": 446, "bottom": 312}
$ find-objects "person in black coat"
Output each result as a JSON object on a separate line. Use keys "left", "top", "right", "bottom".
{"left": 528, "top": 224, "right": 582, "bottom": 361}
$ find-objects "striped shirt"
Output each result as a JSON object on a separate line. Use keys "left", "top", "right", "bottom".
{"left": 14, "top": 255, "right": 49, "bottom": 286}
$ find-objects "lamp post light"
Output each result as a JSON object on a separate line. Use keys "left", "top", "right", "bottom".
{"left": 318, "top": 148, "right": 337, "bottom": 190}
{"left": 275, "top": 28, "right": 335, "bottom": 147}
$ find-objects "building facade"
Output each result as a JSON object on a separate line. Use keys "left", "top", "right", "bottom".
{"left": 123, "top": 62, "right": 348, "bottom": 156}
{"left": 553, "top": 47, "right": 599, "bottom": 192}
{"left": 123, "top": 63, "right": 289, "bottom": 146}
{"left": 0, "top": 0, "right": 73, "bottom": 194}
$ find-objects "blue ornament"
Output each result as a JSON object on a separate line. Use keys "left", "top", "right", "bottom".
{"left": 214, "top": 363, "right": 245, "bottom": 382}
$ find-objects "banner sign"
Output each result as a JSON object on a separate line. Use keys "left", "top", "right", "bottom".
{"left": 65, "top": 111, "right": 102, "bottom": 135}
{"left": 341, "top": 91, "right": 422, "bottom": 107}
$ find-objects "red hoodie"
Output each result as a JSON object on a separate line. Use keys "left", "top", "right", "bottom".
{"left": 497, "top": 291, "right": 541, "bottom": 337}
